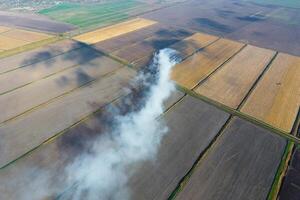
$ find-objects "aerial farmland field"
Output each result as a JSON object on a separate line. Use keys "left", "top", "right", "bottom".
{"left": 0, "top": 0, "right": 299, "bottom": 200}
{"left": 38, "top": 1, "right": 147, "bottom": 29}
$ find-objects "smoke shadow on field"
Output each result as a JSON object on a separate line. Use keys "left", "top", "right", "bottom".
{"left": 22, "top": 42, "right": 101, "bottom": 69}
{"left": 215, "top": 9, "right": 236, "bottom": 18}
{"left": 121, "top": 27, "right": 192, "bottom": 69}
{"left": 0, "top": 48, "right": 182, "bottom": 200}
{"left": 237, "top": 15, "right": 265, "bottom": 22}
{"left": 192, "top": 18, "right": 233, "bottom": 34}
{"left": 16, "top": 41, "right": 110, "bottom": 89}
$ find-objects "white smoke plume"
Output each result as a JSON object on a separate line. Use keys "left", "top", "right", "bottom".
{"left": 0, "top": 48, "right": 179, "bottom": 200}
{"left": 63, "top": 48, "right": 180, "bottom": 200}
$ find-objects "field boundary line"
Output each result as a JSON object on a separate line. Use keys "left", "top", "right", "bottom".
{"left": 0, "top": 44, "right": 110, "bottom": 96}
{"left": 191, "top": 43, "right": 247, "bottom": 90}
{"left": 0, "top": 91, "right": 129, "bottom": 170}
{"left": 0, "top": 66, "right": 122, "bottom": 126}
{"left": 0, "top": 41, "right": 86, "bottom": 76}
{"left": 237, "top": 52, "right": 278, "bottom": 109}
{"left": 168, "top": 115, "right": 233, "bottom": 200}
{"left": 267, "top": 109, "right": 300, "bottom": 200}
{"left": 177, "top": 84, "right": 300, "bottom": 144}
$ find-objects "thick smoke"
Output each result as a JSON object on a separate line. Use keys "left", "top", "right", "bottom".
{"left": 63, "top": 48, "right": 179, "bottom": 200}
{"left": 0, "top": 48, "right": 179, "bottom": 200}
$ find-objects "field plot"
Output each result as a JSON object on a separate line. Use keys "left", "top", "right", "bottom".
{"left": 0, "top": 26, "right": 10, "bottom": 33}
{"left": 91, "top": 21, "right": 195, "bottom": 69}
{"left": 241, "top": 53, "right": 300, "bottom": 133}
{"left": 0, "top": 35, "right": 29, "bottom": 50}
{"left": 0, "top": 40, "right": 83, "bottom": 74}
{"left": 194, "top": 45, "right": 276, "bottom": 108}
{"left": 0, "top": 55, "right": 123, "bottom": 124}
{"left": 0, "top": 11, "right": 75, "bottom": 33}
{"left": 74, "top": 18, "right": 157, "bottom": 44}
{"left": 1, "top": 29, "right": 52, "bottom": 42}
{"left": 0, "top": 67, "right": 136, "bottom": 168}
{"left": 171, "top": 39, "right": 245, "bottom": 89}
{"left": 38, "top": 0, "right": 181, "bottom": 30}
{"left": 0, "top": 26, "right": 52, "bottom": 52}
{"left": 92, "top": 23, "right": 165, "bottom": 53}
{"left": 0, "top": 46, "right": 101, "bottom": 95}
{"left": 169, "top": 33, "right": 219, "bottom": 58}
{"left": 112, "top": 26, "right": 191, "bottom": 63}
{"left": 39, "top": 1, "right": 148, "bottom": 29}
{"left": 141, "top": 0, "right": 300, "bottom": 56}
{"left": 175, "top": 117, "right": 286, "bottom": 200}
{"left": 0, "top": 95, "right": 229, "bottom": 200}
{"left": 128, "top": 96, "right": 229, "bottom": 200}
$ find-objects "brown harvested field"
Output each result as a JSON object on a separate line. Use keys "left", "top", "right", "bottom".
{"left": 74, "top": 18, "right": 157, "bottom": 44}
{"left": 0, "top": 67, "right": 136, "bottom": 168}
{"left": 0, "top": 56, "right": 123, "bottom": 124}
{"left": 0, "top": 26, "right": 10, "bottom": 33}
{"left": 175, "top": 117, "right": 286, "bottom": 200}
{"left": 113, "top": 38, "right": 156, "bottom": 62}
{"left": 171, "top": 38, "right": 245, "bottom": 89}
{"left": 130, "top": 32, "right": 218, "bottom": 69}
{"left": 194, "top": 45, "right": 276, "bottom": 108}
{"left": 0, "top": 39, "right": 83, "bottom": 74}
{"left": 141, "top": 0, "right": 300, "bottom": 56}
{"left": 241, "top": 53, "right": 300, "bottom": 133}
{"left": 129, "top": 96, "right": 229, "bottom": 200}
{"left": 0, "top": 46, "right": 101, "bottom": 95}
{"left": 92, "top": 23, "right": 165, "bottom": 53}
{"left": 0, "top": 89, "right": 184, "bottom": 199}
{"left": 1, "top": 29, "right": 51, "bottom": 42}
{"left": 0, "top": 35, "right": 30, "bottom": 50}
{"left": 111, "top": 26, "right": 192, "bottom": 63}
{"left": 0, "top": 95, "right": 229, "bottom": 200}
{"left": 169, "top": 32, "right": 219, "bottom": 58}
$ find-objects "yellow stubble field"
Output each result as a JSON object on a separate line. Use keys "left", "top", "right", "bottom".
{"left": 194, "top": 45, "right": 276, "bottom": 109}
{"left": 0, "top": 26, "right": 52, "bottom": 51}
{"left": 171, "top": 38, "right": 245, "bottom": 89}
{"left": 241, "top": 53, "right": 300, "bottom": 133}
{"left": 73, "top": 18, "right": 157, "bottom": 44}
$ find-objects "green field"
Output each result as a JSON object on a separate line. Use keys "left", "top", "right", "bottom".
{"left": 38, "top": 1, "right": 148, "bottom": 29}
{"left": 246, "top": 0, "right": 300, "bottom": 9}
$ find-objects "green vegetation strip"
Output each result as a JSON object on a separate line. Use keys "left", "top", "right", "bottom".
{"left": 267, "top": 110, "right": 300, "bottom": 199}
{"left": 38, "top": 1, "right": 146, "bottom": 28}
{"left": 267, "top": 141, "right": 294, "bottom": 200}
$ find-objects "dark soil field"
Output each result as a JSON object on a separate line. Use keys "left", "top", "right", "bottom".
{"left": 175, "top": 117, "right": 286, "bottom": 200}
{"left": 142, "top": 0, "right": 300, "bottom": 56}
